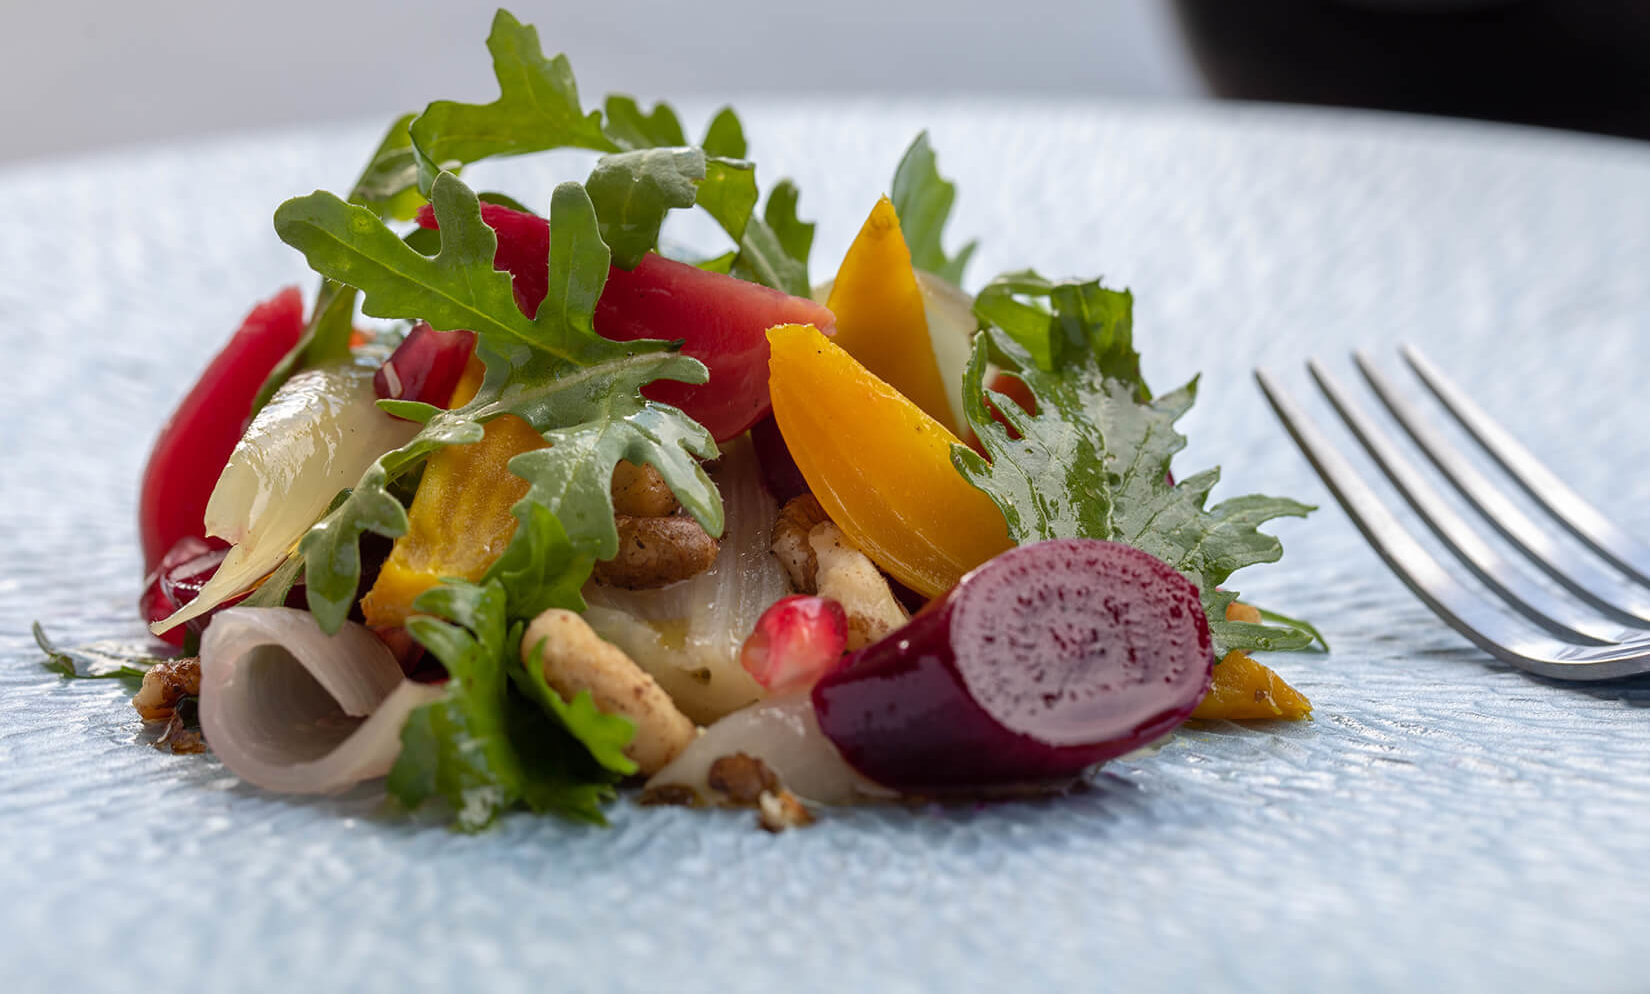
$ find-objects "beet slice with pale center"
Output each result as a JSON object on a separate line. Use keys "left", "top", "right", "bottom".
{"left": 811, "top": 538, "right": 1214, "bottom": 790}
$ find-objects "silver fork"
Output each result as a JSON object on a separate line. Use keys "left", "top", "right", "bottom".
{"left": 1256, "top": 346, "right": 1650, "bottom": 681}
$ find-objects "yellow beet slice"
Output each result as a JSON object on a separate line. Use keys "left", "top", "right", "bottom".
{"left": 360, "top": 357, "right": 546, "bottom": 627}
{"left": 826, "top": 197, "right": 961, "bottom": 436}
{"left": 1192, "top": 650, "right": 1313, "bottom": 721}
{"left": 767, "top": 323, "right": 1011, "bottom": 598}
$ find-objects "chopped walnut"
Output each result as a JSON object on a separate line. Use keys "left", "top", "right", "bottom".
{"left": 809, "top": 523, "right": 909, "bottom": 650}
{"left": 757, "top": 789, "right": 815, "bottom": 833}
{"left": 132, "top": 657, "right": 201, "bottom": 722}
{"left": 771, "top": 494, "right": 828, "bottom": 593}
{"left": 707, "top": 752, "right": 780, "bottom": 804}
{"left": 592, "top": 515, "right": 719, "bottom": 589}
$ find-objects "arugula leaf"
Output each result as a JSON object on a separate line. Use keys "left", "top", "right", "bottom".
{"left": 761, "top": 180, "right": 814, "bottom": 269}
{"left": 387, "top": 583, "right": 520, "bottom": 831}
{"left": 277, "top": 172, "right": 719, "bottom": 632}
{"left": 891, "top": 131, "right": 976, "bottom": 284}
{"left": 695, "top": 157, "right": 759, "bottom": 246}
{"left": 408, "top": 9, "right": 616, "bottom": 194}
{"left": 603, "top": 95, "right": 688, "bottom": 150}
{"left": 586, "top": 147, "right": 704, "bottom": 269}
{"left": 279, "top": 174, "right": 629, "bottom": 365}
{"left": 348, "top": 112, "right": 425, "bottom": 221}
{"left": 35, "top": 622, "right": 156, "bottom": 688}
{"left": 958, "top": 285, "right": 1315, "bottom": 658}
{"left": 972, "top": 271, "right": 1142, "bottom": 384}
{"left": 700, "top": 106, "right": 747, "bottom": 159}
{"left": 388, "top": 578, "right": 626, "bottom": 830}
{"left": 482, "top": 502, "right": 592, "bottom": 620}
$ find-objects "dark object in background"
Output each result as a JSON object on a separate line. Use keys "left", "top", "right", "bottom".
{"left": 1172, "top": 0, "right": 1650, "bottom": 141}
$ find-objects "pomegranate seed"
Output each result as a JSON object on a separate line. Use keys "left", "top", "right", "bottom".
{"left": 741, "top": 595, "right": 849, "bottom": 694}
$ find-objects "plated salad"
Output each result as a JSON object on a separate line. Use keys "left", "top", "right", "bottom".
{"left": 45, "top": 8, "right": 1326, "bottom": 831}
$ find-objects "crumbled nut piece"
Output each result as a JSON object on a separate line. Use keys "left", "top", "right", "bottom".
{"left": 809, "top": 523, "right": 909, "bottom": 650}
{"left": 771, "top": 495, "right": 828, "bottom": 593}
{"left": 706, "top": 752, "right": 780, "bottom": 804}
{"left": 521, "top": 608, "right": 696, "bottom": 774}
{"left": 757, "top": 789, "right": 815, "bottom": 833}
{"left": 637, "top": 784, "right": 701, "bottom": 807}
{"left": 592, "top": 515, "right": 719, "bottom": 589}
{"left": 132, "top": 657, "right": 201, "bottom": 722}
{"left": 154, "top": 712, "right": 207, "bottom": 755}
{"left": 611, "top": 460, "right": 679, "bottom": 518}
{"left": 1225, "top": 601, "right": 1262, "bottom": 624}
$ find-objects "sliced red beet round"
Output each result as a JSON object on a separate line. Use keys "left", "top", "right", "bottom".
{"left": 811, "top": 538, "right": 1213, "bottom": 790}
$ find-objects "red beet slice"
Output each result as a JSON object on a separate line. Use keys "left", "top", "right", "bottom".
{"left": 811, "top": 539, "right": 1213, "bottom": 790}
{"left": 374, "top": 322, "right": 476, "bottom": 411}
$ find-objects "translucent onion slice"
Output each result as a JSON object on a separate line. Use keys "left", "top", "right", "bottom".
{"left": 644, "top": 692, "right": 893, "bottom": 806}
{"left": 583, "top": 437, "right": 789, "bottom": 724}
{"left": 198, "top": 606, "right": 445, "bottom": 794}
{"left": 813, "top": 271, "right": 978, "bottom": 429}
{"left": 152, "top": 365, "right": 420, "bottom": 635}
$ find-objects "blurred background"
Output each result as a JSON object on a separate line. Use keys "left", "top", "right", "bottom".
{"left": 3, "top": 0, "right": 1647, "bottom": 164}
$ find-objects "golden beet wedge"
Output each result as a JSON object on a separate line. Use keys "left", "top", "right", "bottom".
{"left": 767, "top": 323, "right": 1011, "bottom": 599}
{"left": 360, "top": 358, "right": 545, "bottom": 627}
{"left": 1192, "top": 650, "right": 1313, "bottom": 721}
{"left": 826, "top": 197, "right": 961, "bottom": 436}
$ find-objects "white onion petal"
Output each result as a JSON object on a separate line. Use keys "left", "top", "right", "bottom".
{"left": 153, "top": 365, "right": 419, "bottom": 635}
{"left": 645, "top": 692, "right": 893, "bottom": 806}
{"left": 199, "top": 607, "right": 444, "bottom": 794}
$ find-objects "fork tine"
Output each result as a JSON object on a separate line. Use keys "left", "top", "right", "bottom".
{"left": 1402, "top": 345, "right": 1650, "bottom": 587}
{"left": 1358, "top": 351, "right": 1650, "bottom": 624}
{"left": 1306, "top": 360, "right": 1617, "bottom": 645}
{"left": 1255, "top": 367, "right": 1578, "bottom": 669}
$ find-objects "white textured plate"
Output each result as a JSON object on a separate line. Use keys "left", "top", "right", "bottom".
{"left": 4, "top": 101, "right": 1650, "bottom": 994}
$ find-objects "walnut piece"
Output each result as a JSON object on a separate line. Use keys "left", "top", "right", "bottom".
{"left": 521, "top": 608, "right": 696, "bottom": 774}
{"left": 809, "top": 522, "right": 910, "bottom": 650}
{"left": 592, "top": 515, "right": 719, "bottom": 589}
{"left": 706, "top": 752, "right": 781, "bottom": 804}
{"left": 757, "top": 789, "right": 815, "bottom": 833}
{"left": 132, "top": 657, "right": 201, "bottom": 722}
{"left": 771, "top": 494, "right": 828, "bottom": 593}
{"left": 611, "top": 460, "right": 679, "bottom": 517}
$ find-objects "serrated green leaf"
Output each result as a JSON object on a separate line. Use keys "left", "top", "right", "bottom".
{"left": 586, "top": 147, "right": 704, "bottom": 269}
{"left": 482, "top": 501, "right": 593, "bottom": 620}
{"left": 388, "top": 584, "right": 519, "bottom": 832}
{"left": 695, "top": 156, "right": 758, "bottom": 245}
{"left": 603, "top": 95, "right": 688, "bottom": 150}
{"left": 34, "top": 622, "right": 156, "bottom": 687}
{"left": 762, "top": 180, "right": 814, "bottom": 269}
{"left": 890, "top": 131, "right": 976, "bottom": 283}
{"left": 348, "top": 113, "right": 424, "bottom": 221}
{"left": 408, "top": 9, "right": 616, "bottom": 194}
{"left": 388, "top": 578, "right": 624, "bottom": 830}
{"left": 973, "top": 270, "right": 1141, "bottom": 382}
{"left": 960, "top": 285, "right": 1317, "bottom": 658}
{"left": 278, "top": 169, "right": 718, "bottom": 633}
{"left": 277, "top": 174, "right": 625, "bottom": 365}
{"left": 700, "top": 106, "right": 747, "bottom": 159}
